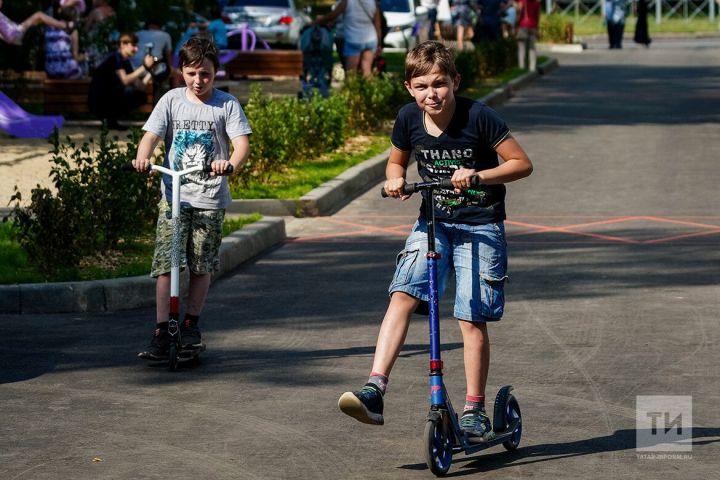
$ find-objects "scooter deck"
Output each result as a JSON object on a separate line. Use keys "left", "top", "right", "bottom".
{"left": 177, "top": 344, "right": 206, "bottom": 360}
{"left": 138, "top": 344, "right": 206, "bottom": 362}
{"left": 455, "top": 417, "right": 521, "bottom": 454}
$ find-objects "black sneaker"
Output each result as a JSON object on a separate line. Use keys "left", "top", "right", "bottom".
{"left": 180, "top": 318, "right": 202, "bottom": 348}
{"left": 338, "top": 383, "right": 384, "bottom": 425}
{"left": 460, "top": 409, "right": 496, "bottom": 441}
{"left": 138, "top": 325, "right": 169, "bottom": 360}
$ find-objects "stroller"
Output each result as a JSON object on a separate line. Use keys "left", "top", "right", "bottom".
{"left": 299, "top": 25, "right": 335, "bottom": 98}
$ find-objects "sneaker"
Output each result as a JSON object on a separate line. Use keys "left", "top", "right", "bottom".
{"left": 460, "top": 409, "right": 496, "bottom": 441}
{"left": 180, "top": 318, "right": 202, "bottom": 348}
{"left": 138, "top": 325, "right": 169, "bottom": 360}
{"left": 338, "top": 383, "right": 384, "bottom": 425}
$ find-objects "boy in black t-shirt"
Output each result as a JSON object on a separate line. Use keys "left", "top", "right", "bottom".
{"left": 338, "top": 41, "right": 533, "bottom": 440}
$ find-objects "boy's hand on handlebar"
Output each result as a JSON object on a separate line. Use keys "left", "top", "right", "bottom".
{"left": 451, "top": 168, "right": 478, "bottom": 193}
{"left": 132, "top": 158, "right": 152, "bottom": 172}
{"left": 384, "top": 177, "right": 411, "bottom": 200}
{"left": 209, "top": 160, "right": 233, "bottom": 176}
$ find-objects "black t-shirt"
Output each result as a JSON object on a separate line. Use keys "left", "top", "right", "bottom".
{"left": 391, "top": 96, "right": 511, "bottom": 225}
{"left": 90, "top": 51, "right": 133, "bottom": 94}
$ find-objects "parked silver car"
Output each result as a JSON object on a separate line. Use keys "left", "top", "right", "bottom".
{"left": 222, "top": 0, "right": 311, "bottom": 48}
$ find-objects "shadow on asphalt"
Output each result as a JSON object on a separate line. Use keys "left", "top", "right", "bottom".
{"left": 2, "top": 229, "right": 718, "bottom": 384}
{"left": 398, "top": 427, "right": 720, "bottom": 476}
{"left": 508, "top": 65, "right": 720, "bottom": 129}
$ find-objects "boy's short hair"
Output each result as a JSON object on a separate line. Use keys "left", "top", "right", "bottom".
{"left": 119, "top": 32, "right": 138, "bottom": 45}
{"left": 179, "top": 36, "right": 220, "bottom": 72}
{"left": 404, "top": 41, "right": 458, "bottom": 82}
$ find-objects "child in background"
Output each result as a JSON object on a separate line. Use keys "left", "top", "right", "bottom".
{"left": 132, "top": 36, "right": 251, "bottom": 360}
{"left": 0, "top": 0, "right": 75, "bottom": 45}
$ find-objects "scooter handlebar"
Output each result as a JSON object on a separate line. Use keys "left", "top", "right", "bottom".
{"left": 123, "top": 163, "right": 234, "bottom": 175}
{"left": 380, "top": 176, "right": 478, "bottom": 197}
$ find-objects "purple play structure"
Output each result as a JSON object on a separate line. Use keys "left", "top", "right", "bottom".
{"left": 0, "top": 90, "right": 63, "bottom": 139}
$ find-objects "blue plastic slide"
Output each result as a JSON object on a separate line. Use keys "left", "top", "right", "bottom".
{"left": 0, "top": 90, "right": 63, "bottom": 138}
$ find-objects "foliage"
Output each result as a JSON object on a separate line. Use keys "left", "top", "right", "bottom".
{"left": 1, "top": 213, "right": 262, "bottom": 284}
{"left": 474, "top": 38, "right": 518, "bottom": 78}
{"left": 454, "top": 49, "right": 480, "bottom": 89}
{"left": 7, "top": 127, "right": 160, "bottom": 276}
{"left": 234, "top": 75, "right": 404, "bottom": 188}
{"left": 339, "top": 72, "right": 407, "bottom": 131}
{"left": 238, "top": 85, "right": 348, "bottom": 185}
{"left": 231, "top": 133, "right": 390, "bottom": 199}
{"left": 539, "top": 13, "right": 572, "bottom": 43}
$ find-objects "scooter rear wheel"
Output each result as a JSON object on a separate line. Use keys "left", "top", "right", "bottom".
{"left": 424, "top": 414, "right": 453, "bottom": 476}
{"left": 168, "top": 343, "right": 179, "bottom": 371}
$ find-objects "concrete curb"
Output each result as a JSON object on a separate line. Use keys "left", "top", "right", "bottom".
{"left": 226, "top": 149, "right": 390, "bottom": 217}
{"left": 1, "top": 58, "right": 556, "bottom": 314}
{"left": 0, "top": 217, "right": 286, "bottom": 314}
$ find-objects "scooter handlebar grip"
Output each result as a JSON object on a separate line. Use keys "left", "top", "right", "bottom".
{"left": 202, "top": 164, "right": 234, "bottom": 175}
{"left": 439, "top": 176, "right": 480, "bottom": 189}
{"left": 380, "top": 182, "right": 417, "bottom": 197}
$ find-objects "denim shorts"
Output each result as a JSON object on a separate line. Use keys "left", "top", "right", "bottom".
{"left": 343, "top": 39, "right": 378, "bottom": 57}
{"left": 151, "top": 201, "right": 225, "bottom": 277}
{"left": 389, "top": 218, "right": 508, "bottom": 322}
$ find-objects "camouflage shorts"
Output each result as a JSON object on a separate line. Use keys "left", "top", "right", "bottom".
{"left": 151, "top": 201, "right": 225, "bottom": 277}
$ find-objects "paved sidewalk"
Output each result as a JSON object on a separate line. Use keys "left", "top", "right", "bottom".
{"left": 1, "top": 41, "right": 719, "bottom": 480}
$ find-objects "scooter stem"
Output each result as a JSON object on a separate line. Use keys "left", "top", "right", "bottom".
{"left": 425, "top": 187, "right": 445, "bottom": 407}
{"left": 149, "top": 164, "right": 205, "bottom": 315}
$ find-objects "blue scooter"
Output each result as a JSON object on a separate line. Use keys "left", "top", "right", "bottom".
{"left": 383, "top": 177, "right": 522, "bottom": 476}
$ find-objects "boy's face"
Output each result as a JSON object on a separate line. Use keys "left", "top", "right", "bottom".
{"left": 119, "top": 38, "right": 138, "bottom": 59}
{"left": 182, "top": 58, "right": 216, "bottom": 102}
{"left": 404, "top": 66, "right": 460, "bottom": 117}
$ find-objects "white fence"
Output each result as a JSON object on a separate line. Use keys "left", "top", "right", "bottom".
{"left": 547, "top": 0, "right": 718, "bottom": 23}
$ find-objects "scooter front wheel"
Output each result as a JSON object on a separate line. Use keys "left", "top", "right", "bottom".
{"left": 424, "top": 413, "right": 453, "bottom": 476}
{"left": 502, "top": 394, "right": 522, "bottom": 451}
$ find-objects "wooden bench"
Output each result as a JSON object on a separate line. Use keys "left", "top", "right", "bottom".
{"left": 223, "top": 50, "right": 303, "bottom": 79}
{"left": 43, "top": 78, "right": 153, "bottom": 116}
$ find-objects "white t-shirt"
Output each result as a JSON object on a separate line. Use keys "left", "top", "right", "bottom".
{"left": 343, "top": 0, "right": 378, "bottom": 44}
{"left": 131, "top": 29, "right": 173, "bottom": 68}
{"left": 143, "top": 87, "right": 252, "bottom": 209}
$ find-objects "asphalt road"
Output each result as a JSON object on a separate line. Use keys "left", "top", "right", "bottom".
{"left": 1, "top": 40, "right": 719, "bottom": 479}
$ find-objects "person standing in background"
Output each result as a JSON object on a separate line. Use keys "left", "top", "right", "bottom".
{"left": 132, "top": 15, "right": 173, "bottom": 101}
{"left": 316, "top": 0, "right": 382, "bottom": 78}
{"left": 515, "top": 0, "right": 540, "bottom": 71}
{"left": 633, "top": 0, "right": 651, "bottom": 48}
{"left": 44, "top": 5, "right": 85, "bottom": 78}
{"left": 476, "top": 0, "right": 505, "bottom": 42}
{"left": 605, "top": 0, "right": 627, "bottom": 49}
{"left": 421, "top": 0, "right": 439, "bottom": 40}
{"left": 206, "top": 5, "right": 228, "bottom": 49}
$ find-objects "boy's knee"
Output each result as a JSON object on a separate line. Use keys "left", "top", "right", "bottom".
{"left": 389, "top": 291, "right": 421, "bottom": 311}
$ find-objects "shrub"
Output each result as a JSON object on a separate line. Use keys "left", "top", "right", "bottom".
{"left": 234, "top": 75, "right": 405, "bottom": 188}
{"left": 455, "top": 50, "right": 480, "bottom": 90}
{"left": 540, "top": 13, "right": 572, "bottom": 43}
{"left": 8, "top": 128, "right": 160, "bottom": 275}
{"left": 474, "top": 38, "right": 518, "bottom": 79}
{"left": 238, "top": 85, "right": 349, "bottom": 185}
{"left": 340, "top": 73, "right": 407, "bottom": 131}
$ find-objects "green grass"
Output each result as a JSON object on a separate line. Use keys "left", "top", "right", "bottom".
{"left": 565, "top": 14, "right": 719, "bottom": 36}
{"left": 0, "top": 214, "right": 262, "bottom": 285}
{"left": 232, "top": 135, "right": 391, "bottom": 199}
